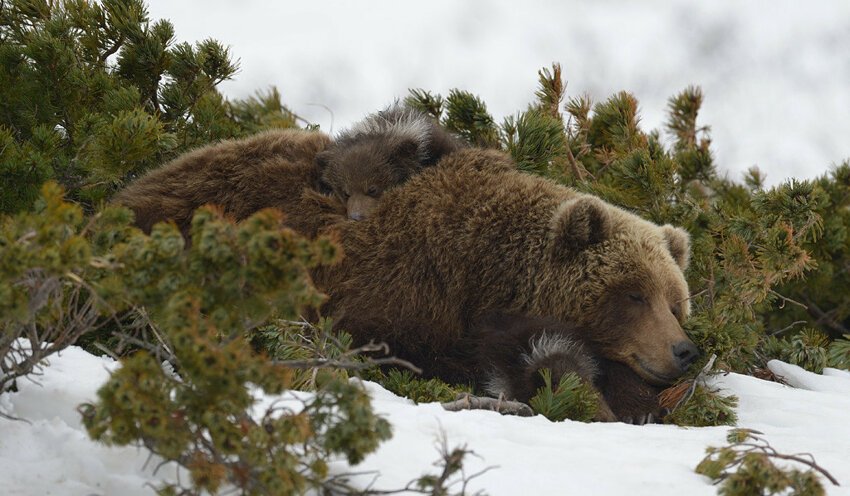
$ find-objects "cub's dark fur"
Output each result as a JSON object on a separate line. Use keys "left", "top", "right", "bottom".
{"left": 316, "top": 104, "right": 466, "bottom": 220}
{"left": 471, "top": 313, "right": 664, "bottom": 424}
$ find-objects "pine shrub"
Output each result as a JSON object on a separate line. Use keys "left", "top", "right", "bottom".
{"left": 0, "top": 0, "right": 298, "bottom": 213}
{"left": 826, "top": 334, "right": 850, "bottom": 370}
{"left": 761, "top": 329, "right": 830, "bottom": 374}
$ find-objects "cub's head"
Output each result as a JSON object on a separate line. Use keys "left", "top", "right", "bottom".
{"left": 546, "top": 196, "right": 698, "bottom": 386}
{"left": 316, "top": 135, "right": 422, "bottom": 221}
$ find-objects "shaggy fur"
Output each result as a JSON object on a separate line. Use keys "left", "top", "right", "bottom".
{"left": 472, "top": 312, "right": 663, "bottom": 423}
{"left": 112, "top": 129, "right": 344, "bottom": 239}
{"left": 316, "top": 148, "right": 698, "bottom": 393}
{"left": 473, "top": 313, "right": 598, "bottom": 402}
{"left": 315, "top": 104, "right": 467, "bottom": 220}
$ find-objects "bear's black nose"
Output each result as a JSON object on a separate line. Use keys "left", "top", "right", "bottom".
{"left": 349, "top": 211, "right": 365, "bottom": 221}
{"left": 673, "top": 341, "right": 700, "bottom": 371}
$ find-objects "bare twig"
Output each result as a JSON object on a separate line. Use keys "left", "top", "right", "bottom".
{"left": 768, "top": 320, "right": 807, "bottom": 336}
{"left": 803, "top": 296, "right": 850, "bottom": 338}
{"left": 769, "top": 290, "right": 808, "bottom": 310}
{"left": 442, "top": 392, "right": 534, "bottom": 417}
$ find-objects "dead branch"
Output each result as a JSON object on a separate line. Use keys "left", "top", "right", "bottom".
{"left": 442, "top": 393, "right": 534, "bottom": 417}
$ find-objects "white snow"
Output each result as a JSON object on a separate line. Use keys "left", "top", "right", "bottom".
{"left": 143, "top": 0, "right": 850, "bottom": 187}
{"left": 2, "top": 346, "right": 849, "bottom": 495}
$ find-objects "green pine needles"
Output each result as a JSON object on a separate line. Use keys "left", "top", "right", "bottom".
{"left": 827, "top": 334, "right": 850, "bottom": 370}
{"left": 528, "top": 368, "right": 599, "bottom": 422}
{"left": 368, "top": 368, "right": 472, "bottom": 405}
{"left": 762, "top": 329, "right": 830, "bottom": 374}
{"left": 663, "top": 384, "right": 738, "bottom": 428}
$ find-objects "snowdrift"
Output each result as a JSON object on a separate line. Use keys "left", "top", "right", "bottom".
{"left": 1, "top": 346, "right": 848, "bottom": 495}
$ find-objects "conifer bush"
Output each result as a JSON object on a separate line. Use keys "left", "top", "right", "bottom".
{"left": 0, "top": 0, "right": 297, "bottom": 213}
{"left": 0, "top": 182, "right": 132, "bottom": 396}
{"left": 75, "top": 205, "right": 396, "bottom": 495}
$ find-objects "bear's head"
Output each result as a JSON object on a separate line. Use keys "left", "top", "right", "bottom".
{"left": 544, "top": 196, "right": 698, "bottom": 386}
{"left": 316, "top": 135, "right": 421, "bottom": 221}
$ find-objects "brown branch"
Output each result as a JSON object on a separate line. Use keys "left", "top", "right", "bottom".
{"left": 768, "top": 320, "right": 807, "bottom": 336}
{"left": 769, "top": 290, "right": 808, "bottom": 310}
{"left": 442, "top": 393, "right": 534, "bottom": 417}
{"left": 803, "top": 297, "right": 850, "bottom": 337}
{"left": 766, "top": 452, "right": 840, "bottom": 486}
{"left": 274, "top": 355, "right": 422, "bottom": 375}
{"left": 99, "top": 35, "right": 124, "bottom": 63}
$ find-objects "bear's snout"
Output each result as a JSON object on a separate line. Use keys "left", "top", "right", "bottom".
{"left": 672, "top": 340, "right": 700, "bottom": 372}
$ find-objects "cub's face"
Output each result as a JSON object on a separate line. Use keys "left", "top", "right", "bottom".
{"left": 316, "top": 137, "right": 420, "bottom": 221}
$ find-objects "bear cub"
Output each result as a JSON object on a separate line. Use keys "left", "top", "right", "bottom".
{"left": 472, "top": 313, "right": 667, "bottom": 424}
{"left": 316, "top": 104, "right": 466, "bottom": 220}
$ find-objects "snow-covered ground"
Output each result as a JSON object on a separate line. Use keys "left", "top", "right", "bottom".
{"left": 144, "top": 0, "right": 850, "bottom": 186}
{"left": 2, "top": 346, "right": 849, "bottom": 495}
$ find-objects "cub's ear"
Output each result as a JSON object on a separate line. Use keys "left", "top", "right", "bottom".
{"left": 550, "top": 196, "right": 611, "bottom": 257}
{"left": 392, "top": 137, "right": 421, "bottom": 165}
{"left": 661, "top": 225, "right": 690, "bottom": 270}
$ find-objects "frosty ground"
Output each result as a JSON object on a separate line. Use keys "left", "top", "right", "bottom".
{"left": 1, "top": 346, "right": 848, "bottom": 495}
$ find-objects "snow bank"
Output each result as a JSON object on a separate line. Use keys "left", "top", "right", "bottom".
{"left": 1, "top": 347, "right": 848, "bottom": 495}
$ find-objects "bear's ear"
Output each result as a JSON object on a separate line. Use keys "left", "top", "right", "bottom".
{"left": 661, "top": 225, "right": 690, "bottom": 270}
{"left": 550, "top": 196, "right": 612, "bottom": 257}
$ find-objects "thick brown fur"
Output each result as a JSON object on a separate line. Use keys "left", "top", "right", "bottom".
{"left": 316, "top": 148, "right": 698, "bottom": 394}
{"left": 315, "top": 105, "right": 468, "bottom": 220}
{"left": 112, "top": 129, "right": 344, "bottom": 239}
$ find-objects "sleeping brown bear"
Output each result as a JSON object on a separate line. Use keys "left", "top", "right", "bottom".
{"left": 315, "top": 148, "right": 698, "bottom": 422}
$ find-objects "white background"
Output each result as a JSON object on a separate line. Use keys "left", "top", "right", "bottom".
{"left": 144, "top": 0, "right": 850, "bottom": 187}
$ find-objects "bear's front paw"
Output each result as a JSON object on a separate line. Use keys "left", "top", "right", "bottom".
{"left": 597, "top": 360, "right": 665, "bottom": 425}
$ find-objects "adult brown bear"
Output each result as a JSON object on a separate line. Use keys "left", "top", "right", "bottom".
{"left": 316, "top": 148, "right": 698, "bottom": 420}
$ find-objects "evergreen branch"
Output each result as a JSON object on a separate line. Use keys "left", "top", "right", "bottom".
{"left": 697, "top": 429, "right": 839, "bottom": 490}
{"left": 564, "top": 141, "right": 591, "bottom": 181}
{"left": 274, "top": 350, "right": 422, "bottom": 375}
{"left": 332, "top": 431, "right": 495, "bottom": 495}
{"left": 272, "top": 319, "right": 423, "bottom": 374}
